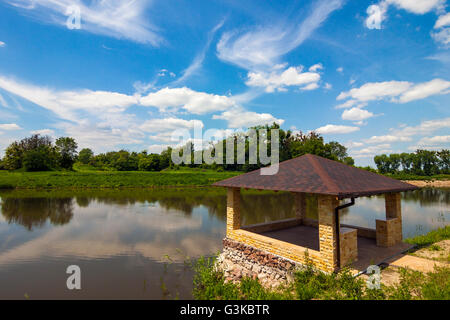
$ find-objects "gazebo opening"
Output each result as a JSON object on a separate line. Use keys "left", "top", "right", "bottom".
{"left": 214, "top": 154, "right": 418, "bottom": 274}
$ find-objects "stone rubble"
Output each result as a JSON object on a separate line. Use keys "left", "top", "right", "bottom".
{"left": 215, "top": 238, "right": 304, "bottom": 288}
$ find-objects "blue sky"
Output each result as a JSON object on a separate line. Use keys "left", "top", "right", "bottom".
{"left": 0, "top": 0, "right": 449, "bottom": 166}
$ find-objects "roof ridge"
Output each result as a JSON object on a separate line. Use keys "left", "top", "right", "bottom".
{"left": 307, "top": 154, "right": 341, "bottom": 194}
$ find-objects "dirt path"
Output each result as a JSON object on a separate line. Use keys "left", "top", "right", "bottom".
{"left": 403, "top": 180, "right": 450, "bottom": 188}
{"left": 360, "top": 240, "right": 450, "bottom": 287}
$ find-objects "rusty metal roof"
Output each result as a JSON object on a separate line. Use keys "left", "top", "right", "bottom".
{"left": 212, "top": 154, "right": 419, "bottom": 199}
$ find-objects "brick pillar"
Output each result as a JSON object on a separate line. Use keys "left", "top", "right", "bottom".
{"left": 226, "top": 187, "right": 241, "bottom": 236}
{"left": 318, "top": 195, "right": 339, "bottom": 273}
{"left": 376, "top": 192, "right": 403, "bottom": 247}
{"left": 292, "top": 192, "right": 306, "bottom": 222}
{"left": 385, "top": 193, "right": 402, "bottom": 220}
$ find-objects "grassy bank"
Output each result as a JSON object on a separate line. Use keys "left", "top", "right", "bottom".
{"left": 383, "top": 173, "right": 450, "bottom": 181}
{"left": 405, "top": 226, "right": 450, "bottom": 248}
{"left": 192, "top": 255, "right": 449, "bottom": 300}
{"left": 0, "top": 168, "right": 240, "bottom": 189}
{"left": 192, "top": 226, "right": 450, "bottom": 300}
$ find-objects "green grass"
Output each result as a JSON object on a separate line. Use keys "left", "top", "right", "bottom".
{"left": 192, "top": 254, "right": 450, "bottom": 300}
{"left": 405, "top": 226, "right": 450, "bottom": 247}
{"left": 0, "top": 169, "right": 241, "bottom": 189}
{"left": 383, "top": 173, "right": 450, "bottom": 181}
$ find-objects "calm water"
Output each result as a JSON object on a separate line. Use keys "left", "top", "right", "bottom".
{"left": 0, "top": 187, "right": 448, "bottom": 299}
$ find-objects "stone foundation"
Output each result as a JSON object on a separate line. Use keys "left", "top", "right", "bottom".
{"left": 216, "top": 238, "right": 305, "bottom": 288}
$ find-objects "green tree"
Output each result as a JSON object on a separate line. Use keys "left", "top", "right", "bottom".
{"left": 399, "top": 153, "right": 413, "bottom": 173}
{"left": 138, "top": 154, "right": 161, "bottom": 171}
{"left": 437, "top": 149, "right": 449, "bottom": 174}
{"left": 374, "top": 154, "right": 391, "bottom": 174}
{"left": 3, "top": 141, "right": 23, "bottom": 170}
{"left": 389, "top": 154, "right": 401, "bottom": 173}
{"left": 78, "top": 148, "right": 94, "bottom": 165}
{"left": 22, "top": 147, "right": 55, "bottom": 171}
{"left": 3, "top": 134, "right": 57, "bottom": 171}
{"left": 55, "top": 137, "right": 78, "bottom": 169}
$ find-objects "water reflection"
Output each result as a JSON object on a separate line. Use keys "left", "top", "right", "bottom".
{"left": 1, "top": 198, "right": 74, "bottom": 230}
{"left": 0, "top": 187, "right": 448, "bottom": 299}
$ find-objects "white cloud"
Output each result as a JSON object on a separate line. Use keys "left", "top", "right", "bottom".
{"left": 0, "top": 123, "right": 21, "bottom": 130}
{"left": 387, "top": 0, "right": 445, "bottom": 15}
{"left": 309, "top": 63, "right": 323, "bottom": 72}
{"left": 245, "top": 66, "right": 321, "bottom": 93}
{"left": 30, "top": 129, "right": 55, "bottom": 136}
{"left": 324, "top": 83, "right": 332, "bottom": 90}
{"left": 365, "top": 0, "right": 445, "bottom": 30}
{"left": 140, "top": 117, "right": 203, "bottom": 133}
{"left": 435, "top": 12, "right": 450, "bottom": 29}
{"left": 216, "top": 0, "right": 343, "bottom": 69}
{"left": 398, "top": 78, "right": 450, "bottom": 102}
{"left": 0, "top": 41, "right": 5, "bottom": 47}
{"left": 351, "top": 144, "right": 392, "bottom": 158}
{"left": 315, "top": 124, "right": 359, "bottom": 134}
{"left": 0, "top": 75, "right": 138, "bottom": 122}
{"left": 335, "top": 99, "right": 368, "bottom": 110}
{"left": 337, "top": 80, "right": 411, "bottom": 102}
{"left": 0, "top": 93, "right": 9, "bottom": 107}
{"left": 140, "top": 87, "right": 236, "bottom": 115}
{"left": 344, "top": 141, "right": 364, "bottom": 148}
{"left": 301, "top": 82, "right": 320, "bottom": 91}
{"left": 336, "top": 67, "right": 344, "bottom": 73}
{"left": 432, "top": 28, "right": 450, "bottom": 46}
{"left": 337, "top": 78, "right": 450, "bottom": 106}
{"left": 148, "top": 144, "right": 171, "bottom": 154}
{"left": 5, "top": 0, "right": 162, "bottom": 45}
{"left": 391, "top": 117, "right": 450, "bottom": 137}
{"left": 213, "top": 109, "right": 284, "bottom": 128}
{"left": 363, "top": 135, "right": 412, "bottom": 143}
{"left": 341, "top": 108, "right": 374, "bottom": 121}
{"left": 417, "top": 135, "right": 450, "bottom": 145}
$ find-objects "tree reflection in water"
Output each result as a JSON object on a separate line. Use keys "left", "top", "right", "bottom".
{"left": 0, "top": 187, "right": 448, "bottom": 230}
{"left": 1, "top": 197, "right": 74, "bottom": 230}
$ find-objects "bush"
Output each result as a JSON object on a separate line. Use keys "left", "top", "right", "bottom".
{"left": 22, "top": 148, "right": 54, "bottom": 172}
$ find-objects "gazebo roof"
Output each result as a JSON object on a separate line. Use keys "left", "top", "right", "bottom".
{"left": 213, "top": 154, "right": 419, "bottom": 199}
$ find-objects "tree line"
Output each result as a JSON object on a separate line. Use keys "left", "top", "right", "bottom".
{"left": 374, "top": 150, "right": 449, "bottom": 176}
{"left": 0, "top": 124, "right": 355, "bottom": 172}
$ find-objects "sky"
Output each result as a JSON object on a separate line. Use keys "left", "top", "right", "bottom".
{"left": 0, "top": 0, "right": 449, "bottom": 166}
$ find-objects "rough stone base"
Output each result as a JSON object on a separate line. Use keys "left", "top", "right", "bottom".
{"left": 215, "top": 238, "right": 305, "bottom": 289}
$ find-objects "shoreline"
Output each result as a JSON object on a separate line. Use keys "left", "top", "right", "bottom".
{"left": 402, "top": 180, "right": 450, "bottom": 188}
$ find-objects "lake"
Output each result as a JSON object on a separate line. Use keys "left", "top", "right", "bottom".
{"left": 0, "top": 187, "right": 448, "bottom": 299}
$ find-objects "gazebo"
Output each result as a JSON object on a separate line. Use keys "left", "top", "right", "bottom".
{"left": 213, "top": 154, "right": 419, "bottom": 273}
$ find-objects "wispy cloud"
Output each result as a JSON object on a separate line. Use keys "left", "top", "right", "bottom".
{"left": 0, "top": 123, "right": 21, "bottom": 130}
{"left": 315, "top": 124, "right": 359, "bottom": 134}
{"left": 216, "top": 0, "right": 343, "bottom": 70}
{"left": 337, "top": 79, "right": 450, "bottom": 106}
{"left": 173, "top": 18, "right": 226, "bottom": 85}
{"left": 0, "top": 41, "right": 5, "bottom": 47}
{"left": 5, "top": 0, "right": 162, "bottom": 45}
{"left": 0, "top": 75, "right": 138, "bottom": 122}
